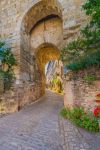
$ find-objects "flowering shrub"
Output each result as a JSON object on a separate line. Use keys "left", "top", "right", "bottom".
{"left": 94, "top": 107, "right": 100, "bottom": 118}
{"left": 60, "top": 107, "right": 99, "bottom": 132}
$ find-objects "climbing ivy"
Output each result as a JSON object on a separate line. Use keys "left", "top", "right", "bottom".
{"left": 61, "top": 0, "right": 100, "bottom": 71}
{"left": 0, "top": 42, "right": 17, "bottom": 90}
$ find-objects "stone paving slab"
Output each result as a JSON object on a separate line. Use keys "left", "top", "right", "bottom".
{"left": 1, "top": 90, "right": 100, "bottom": 150}
{"left": 59, "top": 117, "right": 100, "bottom": 150}
{"left": 0, "top": 90, "right": 63, "bottom": 150}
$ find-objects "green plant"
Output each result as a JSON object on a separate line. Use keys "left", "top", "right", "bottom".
{"left": 70, "top": 107, "right": 84, "bottom": 120}
{"left": 60, "top": 107, "right": 99, "bottom": 132}
{"left": 0, "top": 41, "right": 16, "bottom": 90}
{"left": 65, "top": 50, "right": 100, "bottom": 71}
{"left": 61, "top": 0, "right": 100, "bottom": 72}
{"left": 60, "top": 107, "right": 68, "bottom": 118}
{"left": 60, "top": 107, "right": 72, "bottom": 119}
{"left": 81, "top": 112, "right": 99, "bottom": 132}
{"left": 83, "top": 75, "right": 96, "bottom": 84}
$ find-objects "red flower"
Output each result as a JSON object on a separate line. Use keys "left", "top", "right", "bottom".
{"left": 94, "top": 107, "right": 100, "bottom": 117}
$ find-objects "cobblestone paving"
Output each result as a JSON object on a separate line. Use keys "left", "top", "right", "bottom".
{"left": 59, "top": 117, "right": 100, "bottom": 150}
{"left": 0, "top": 90, "right": 63, "bottom": 150}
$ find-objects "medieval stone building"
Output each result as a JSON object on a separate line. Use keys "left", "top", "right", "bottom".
{"left": 0, "top": 0, "right": 87, "bottom": 112}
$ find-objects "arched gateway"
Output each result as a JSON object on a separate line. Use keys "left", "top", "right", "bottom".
{"left": 20, "top": 0, "right": 63, "bottom": 96}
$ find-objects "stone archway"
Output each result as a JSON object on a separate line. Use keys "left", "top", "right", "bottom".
{"left": 20, "top": 0, "right": 63, "bottom": 97}
{"left": 35, "top": 43, "right": 60, "bottom": 94}
{"left": 20, "top": 0, "right": 63, "bottom": 81}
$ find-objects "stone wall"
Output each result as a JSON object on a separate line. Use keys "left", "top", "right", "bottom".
{"left": 64, "top": 68, "right": 100, "bottom": 112}
{"left": 59, "top": 116, "right": 100, "bottom": 150}
{"left": 0, "top": 83, "right": 42, "bottom": 113}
